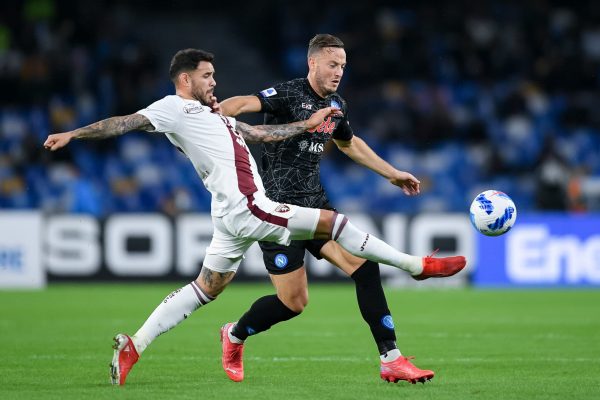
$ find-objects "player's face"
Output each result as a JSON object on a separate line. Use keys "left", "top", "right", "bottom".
{"left": 188, "top": 61, "right": 216, "bottom": 105}
{"left": 310, "top": 47, "right": 346, "bottom": 96}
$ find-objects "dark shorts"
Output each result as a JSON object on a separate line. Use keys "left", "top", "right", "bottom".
{"left": 258, "top": 238, "right": 329, "bottom": 275}
{"left": 258, "top": 202, "right": 336, "bottom": 275}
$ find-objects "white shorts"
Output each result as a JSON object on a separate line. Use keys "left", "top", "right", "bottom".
{"left": 203, "top": 191, "right": 320, "bottom": 273}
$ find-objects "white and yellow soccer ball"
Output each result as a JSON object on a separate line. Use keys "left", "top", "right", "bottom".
{"left": 469, "top": 190, "right": 517, "bottom": 236}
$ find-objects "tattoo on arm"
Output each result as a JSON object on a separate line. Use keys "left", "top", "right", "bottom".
{"left": 235, "top": 120, "right": 308, "bottom": 143}
{"left": 72, "top": 114, "right": 154, "bottom": 140}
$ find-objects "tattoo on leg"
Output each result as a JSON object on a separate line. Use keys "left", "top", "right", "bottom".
{"left": 199, "top": 267, "right": 234, "bottom": 292}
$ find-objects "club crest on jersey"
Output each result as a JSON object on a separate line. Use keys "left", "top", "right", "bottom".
{"left": 274, "top": 204, "right": 291, "bottom": 213}
{"left": 301, "top": 103, "right": 313, "bottom": 110}
{"left": 330, "top": 99, "right": 341, "bottom": 109}
{"left": 183, "top": 103, "right": 203, "bottom": 114}
{"left": 260, "top": 87, "right": 277, "bottom": 97}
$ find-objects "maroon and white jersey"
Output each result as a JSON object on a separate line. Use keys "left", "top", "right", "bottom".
{"left": 138, "top": 95, "right": 265, "bottom": 217}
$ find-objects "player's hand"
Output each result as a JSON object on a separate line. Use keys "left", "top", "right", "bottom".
{"left": 44, "top": 132, "right": 74, "bottom": 151}
{"left": 306, "top": 107, "right": 342, "bottom": 130}
{"left": 389, "top": 171, "right": 421, "bottom": 195}
{"left": 208, "top": 95, "right": 222, "bottom": 114}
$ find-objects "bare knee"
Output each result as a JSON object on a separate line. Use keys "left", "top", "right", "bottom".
{"left": 277, "top": 288, "right": 309, "bottom": 313}
{"left": 270, "top": 266, "right": 309, "bottom": 313}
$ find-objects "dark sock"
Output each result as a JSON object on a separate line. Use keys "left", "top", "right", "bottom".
{"left": 231, "top": 294, "right": 300, "bottom": 341}
{"left": 351, "top": 260, "right": 398, "bottom": 355}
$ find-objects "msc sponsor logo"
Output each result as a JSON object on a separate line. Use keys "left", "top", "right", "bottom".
{"left": 298, "top": 140, "right": 324, "bottom": 154}
{"left": 307, "top": 117, "right": 336, "bottom": 134}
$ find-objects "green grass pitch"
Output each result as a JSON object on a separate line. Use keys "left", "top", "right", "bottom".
{"left": 1, "top": 283, "right": 599, "bottom": 399}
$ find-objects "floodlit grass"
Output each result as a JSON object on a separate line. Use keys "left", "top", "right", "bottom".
{"left": 1, "top": 283, "right": 599, "bottom": 399}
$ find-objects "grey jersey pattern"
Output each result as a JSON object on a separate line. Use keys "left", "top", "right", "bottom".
{"left": 255, "top": 78, "right": 353, "bottom": 208}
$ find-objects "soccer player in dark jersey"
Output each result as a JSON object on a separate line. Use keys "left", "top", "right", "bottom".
{"left": 219, "top": 34, "right": 465, "bottom": 384}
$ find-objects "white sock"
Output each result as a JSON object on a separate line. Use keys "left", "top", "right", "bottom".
{"left": 131, "top": 281, "right": 214, "bottom": 354}
{"left": 228, "top": 324, "right": 244, "bottom": 344}
{"left": 332, "top": 215, "right": 423, "bottom": 275}
{"left": 380, "top": 348, "right": 402, "bottom": 362}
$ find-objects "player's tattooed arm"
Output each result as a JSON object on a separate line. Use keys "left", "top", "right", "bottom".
{"left": 70, "top": 114, "right": 155, "bottom": 139}
{"left": 44, "top": 113, "right": 155, "bottom": 151}
{"left": 235, "top": 106, "right": 342, "bottom": 144}
{"left": 235, "top": 120, "right": 309, "bottom": 143}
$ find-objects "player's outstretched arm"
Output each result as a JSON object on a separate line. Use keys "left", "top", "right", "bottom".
{"left": 334, "top": 136, "right": 421, "bottom": 195}
{"left": 236, "top": 106, "right": 342, "bottom": 143}
{"left": 43, "top": 114, "right": 154, "bottom": 151}
{"left": 220, "top": 95, "right": 262, "bottom": 117}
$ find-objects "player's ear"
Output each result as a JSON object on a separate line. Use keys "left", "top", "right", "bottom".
{"left": 178, "top": 72, "right": 190, "bottom": 87}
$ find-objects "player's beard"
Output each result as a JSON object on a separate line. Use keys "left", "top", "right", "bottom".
{"left": 315, "top": 72, "right": 337, "bottom": 96}
{"left": 191, "top": 84, "right": 211, "bottom": 105}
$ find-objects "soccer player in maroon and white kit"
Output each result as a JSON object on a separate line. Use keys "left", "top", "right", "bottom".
{"left": 44, "top": 48, "right": 465, "bottom": 385}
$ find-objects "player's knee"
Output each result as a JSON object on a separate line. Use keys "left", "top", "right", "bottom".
{"left": 279, "top": 290, "right": 308, "bottom": 313}
{"left": 194, "top": 266, "right": 235, "bottom": 297}
{"left": 314, "top": 209, "right": 338, "bottom": 240}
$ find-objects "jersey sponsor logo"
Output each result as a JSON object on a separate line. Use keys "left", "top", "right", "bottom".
{"left": 298, "top": 140, "right": 324, "bottom": 153}
{"left": 330, "top": 99, "right": 341, "bottom": 109}
{"left": 274, "top": 204, "right": 290, "bottom": 213}
{"left": 307, "top": 117, "right": 336, "bottom": 134}
{"left": 274, "top": 254, "right": 288, "bottom": 269}
{"left": 183, "top": 103, "right": 203, "bottom": 114}
{"left": 301, "top": 103, "right": 313, "bottom": 110}
{"left": 260, "top": 87, "right": 277, "bottom": 97}
{"left": 381, "top": 315, "right": 395, "bottom": 330}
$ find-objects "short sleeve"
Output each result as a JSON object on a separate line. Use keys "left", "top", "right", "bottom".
{"left": 332, "top": 116, "right": 354, "bottom": 140}
{"left": 137, "top": 97, "right": 179, "bottom": 133}
{"left": 253, "top": 82, "right": 294, "bottom": 115}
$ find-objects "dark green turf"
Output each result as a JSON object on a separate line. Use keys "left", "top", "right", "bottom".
{"left": 1, "top": 283, "right": 599, "bottom": 399}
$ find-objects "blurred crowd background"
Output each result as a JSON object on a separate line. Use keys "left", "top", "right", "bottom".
{"left": 2, "top": 0, "right": 600, "bottom": 216}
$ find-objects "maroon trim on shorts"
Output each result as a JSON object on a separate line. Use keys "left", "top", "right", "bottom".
{"left": 246, "top": 193, "right": 288, "bottom": 227}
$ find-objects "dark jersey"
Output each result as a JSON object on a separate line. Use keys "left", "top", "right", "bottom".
{"left": 254, "top": 78, "right": 354, "bottom": 208}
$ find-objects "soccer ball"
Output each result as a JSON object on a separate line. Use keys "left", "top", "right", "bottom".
{"left": 469, "top": 190, "right": 517, "bottom": 236}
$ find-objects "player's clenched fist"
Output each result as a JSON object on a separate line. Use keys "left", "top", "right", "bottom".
{"left": 44, "top": 132, "right": 73, "bottom": 151}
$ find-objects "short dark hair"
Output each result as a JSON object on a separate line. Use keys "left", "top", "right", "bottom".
{"left": 307, "top": 34, "right": 344, "bottom": 57}
{"left": 169, "top": 48, "right": 214, "bottom": 82}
